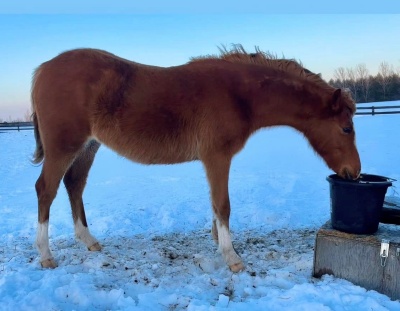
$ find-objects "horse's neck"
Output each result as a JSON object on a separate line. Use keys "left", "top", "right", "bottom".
{"left": 250, "top": 80, "right": 320, "bottom": 132}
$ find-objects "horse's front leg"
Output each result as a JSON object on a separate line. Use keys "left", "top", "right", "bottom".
{"left": 203, "top": 155, "right": 244, "bottom": 272}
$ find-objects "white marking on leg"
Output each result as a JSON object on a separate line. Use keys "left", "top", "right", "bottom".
{"left": 74, "top": 218, "right": 98, "bottom": 249}
{"left": 216, "top": 220, "right": 242, "bottom": 267}
{"left": 36, "top": 221, "right": 53, "bottom": 262}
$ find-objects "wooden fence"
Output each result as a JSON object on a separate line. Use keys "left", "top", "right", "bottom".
{"left": 0, "top": 121, "right": 34, "bottom": 131}
{"left": 355, "top": 104, "right": 400, "bottom": 116}
{"left": 1, "top": 103, "right": 399, "bottom": 130}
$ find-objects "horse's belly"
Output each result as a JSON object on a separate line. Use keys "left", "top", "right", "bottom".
{"left": 117, "top": 143, "right": 199, "bottom": 165}
{"left": 94, "top": 130, "right": 199, "bottom": 165}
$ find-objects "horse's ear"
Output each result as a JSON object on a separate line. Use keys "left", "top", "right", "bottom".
{"left": 331, "top": 89, "right": 341, "bottom": 112}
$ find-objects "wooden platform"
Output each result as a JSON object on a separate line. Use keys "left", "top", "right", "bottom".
{"left": 313, "top": 221, "right": 400, "bottom": 300}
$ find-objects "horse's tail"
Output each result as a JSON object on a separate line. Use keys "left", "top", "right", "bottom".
{"left": 31, "top": 67, "right": 44, "bottom": 165}
{"left": 32, "top": 111, "right": 44, "bottom": 164}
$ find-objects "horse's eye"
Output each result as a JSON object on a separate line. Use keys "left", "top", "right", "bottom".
{"left": 343, "top": 127, "right": 353, "bottom": 134}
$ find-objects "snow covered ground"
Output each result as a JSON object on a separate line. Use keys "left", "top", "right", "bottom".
{"left": 1, "top": 101, "right": 400, "bottom": 310}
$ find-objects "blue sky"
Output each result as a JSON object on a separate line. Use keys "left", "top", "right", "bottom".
{"left": 0, "top": 12, "right": 399, "bottom": 120}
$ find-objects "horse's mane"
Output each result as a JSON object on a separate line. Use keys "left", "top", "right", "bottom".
{"left": 190, "top": 44, "right": 333, "bottom": 92}
{"left": 190, "top": 44, "right": 355, "bottom": 112}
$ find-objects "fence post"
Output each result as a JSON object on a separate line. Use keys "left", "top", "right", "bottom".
{"left": 372, "top": 106, "right": 375, "bottom": 116}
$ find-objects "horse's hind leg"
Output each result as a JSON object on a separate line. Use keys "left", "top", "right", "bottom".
{"left": 36, "top": 155, "right": 77, "bottom": 268}
{"left": 63, "top": 140, "right": 101, "bottom": 251}
{"left": 203, "top": 154, "right": 244, "bottom": 273}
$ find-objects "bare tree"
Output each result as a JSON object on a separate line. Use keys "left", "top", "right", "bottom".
{"left": 377, "top": 61, "right": 394, "bottom": 100}
{"left": 333, "top": 67, "right": 347, "bottom": 89}
{"left": 346, "top": 67, "right": 358, "bottom": 102}
{"left": 355, "top": 63, "right": 371, "bottom": 102}
{"left": 23, "top": 108, "right": 32, "bottom": 122}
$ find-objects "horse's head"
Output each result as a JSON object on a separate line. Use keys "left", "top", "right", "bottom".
{"left": 303, "top": 89, "right": 361, "bottom": 180}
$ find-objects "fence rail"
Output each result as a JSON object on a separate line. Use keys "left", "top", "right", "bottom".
{"left": 0, "top": 121, "right": 34, "bottom": 131}
{"left": 356, "top": 105, "right": 400, "bottom": 116}
{"left": 1, "top": 104, "right": 400, "bottom": 130}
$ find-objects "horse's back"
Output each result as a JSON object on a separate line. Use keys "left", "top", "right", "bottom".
{"left": 31, "top": 49, "right": 255, "bottom": 164}
{"left": 31, "top": 49, "right": 203, "bottom": 163}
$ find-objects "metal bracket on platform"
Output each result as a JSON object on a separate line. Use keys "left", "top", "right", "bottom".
{"left": 380, "top": 239, "right": 390, "bottom": 267}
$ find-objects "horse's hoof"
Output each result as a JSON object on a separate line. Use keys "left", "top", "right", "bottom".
{"left": 41, "top": 258, "right": 57, "bottom": 269}
{"left": 88, "top": 242, "right": 102, "bottom": 251}
{"left": 229, "top": 262, "right": 245, "bottom": 273}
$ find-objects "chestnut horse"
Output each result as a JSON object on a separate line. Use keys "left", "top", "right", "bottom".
{"left": 31, "top": 46, "right": 361, "bottom": 272}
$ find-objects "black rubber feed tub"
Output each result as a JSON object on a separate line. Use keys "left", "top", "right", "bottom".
{"left": 327, "top": 174, "right": 393, "bottom": 234}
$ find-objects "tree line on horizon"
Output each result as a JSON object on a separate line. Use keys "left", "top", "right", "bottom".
{"left": 328, "top": 61, "right": 400, "bottom": 104}
{"left": 0, "top": 109, "right": 32, "bottom": 123}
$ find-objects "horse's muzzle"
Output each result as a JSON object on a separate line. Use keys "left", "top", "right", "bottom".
{"left": 340, "top": 166, "right": 361, "bottom": 180}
